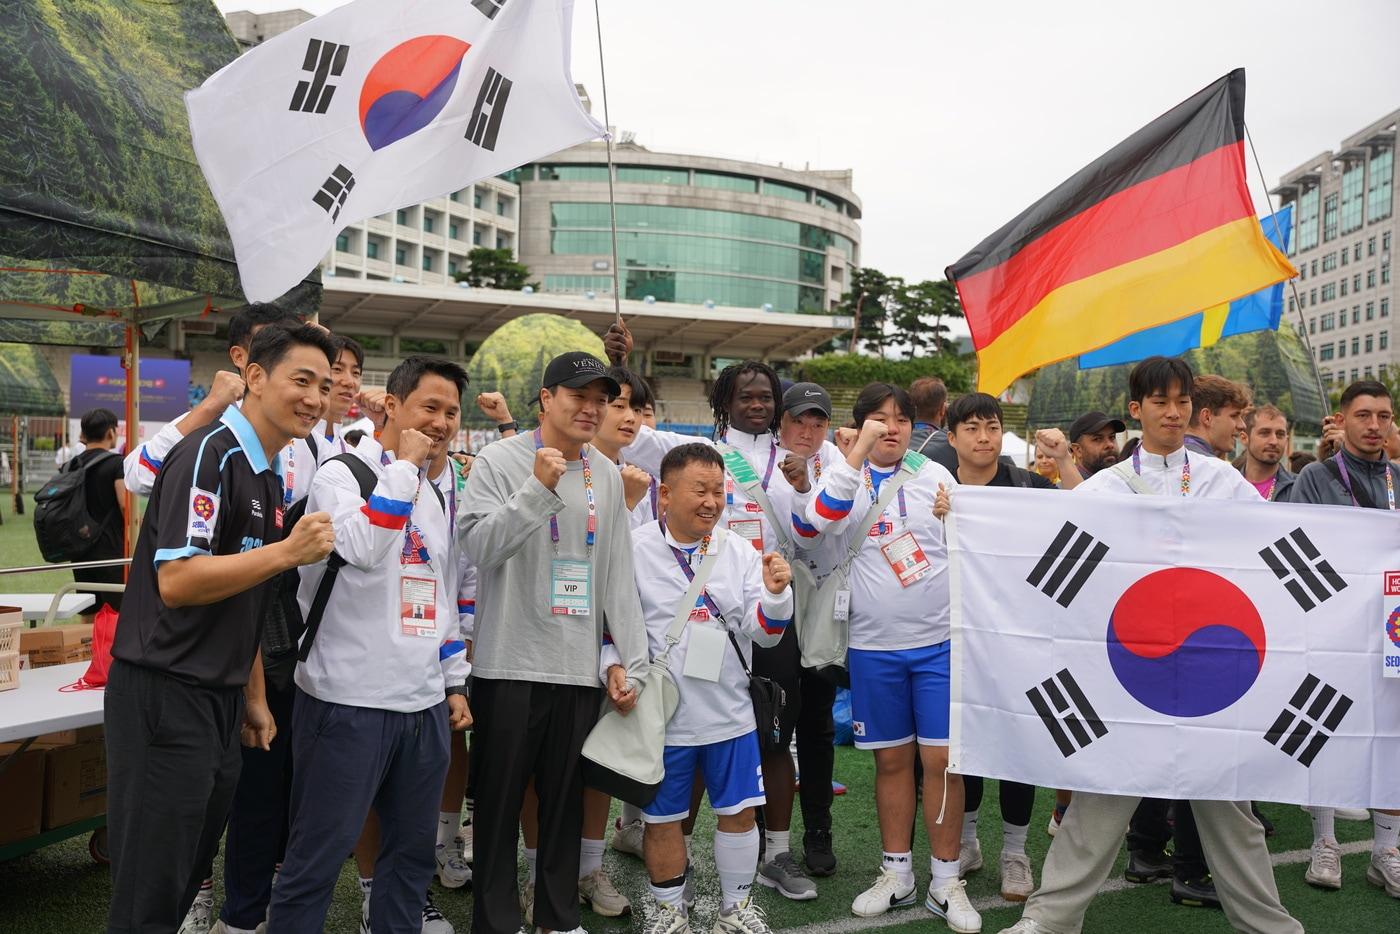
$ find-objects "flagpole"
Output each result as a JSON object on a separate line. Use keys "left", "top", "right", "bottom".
{"left": 592, "top": 0, "right": 623, "bottom": 327}
{"left": 1244, "top": 122, "right": 1331, "bottom": 416}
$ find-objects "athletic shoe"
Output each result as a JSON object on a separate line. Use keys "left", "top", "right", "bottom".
{"left": 1368, "top": 847, "right": 1400, "bottom": 897}
{"left": 1300, "top": 804, "right": 1370, "bottom": 822}
{"left": 459, "top": 822, "right": 473, "bottom": 863}
{"left": 925, "top": 878, "right": 983, "bottom": 933}
{"left": 757, "top": 851, "right": 817, "bottom": 900}
{"left": 711, "top": 897, "right": 773, "bottom": 934}
{"left": 537, "top": 928, "right": 587, "bottom": 934}
{"left": 612, "top": 817, "right": 645, "bottom": 859}
{"left": 521, "top": 881, "right": 535, "bottom": 927}
{"left": 1000, "top": 851, "right": 1035, "bottom": 902}
{"left": 578, "top": 868, "right": 631, "bottom": 917}
{"left": 421, "top": 894, "right": 453, "bottom": 934}
{"left": 995, "top": 920, "right": 1064, "bottom": 934}
{"left": 959, "top": 838, "right": 984, "bottom": 877}
{"left": 359, "top": 894, "right": 371, "bottom": 934}
{"left": 850, "top": 866, "right": 916, "bottom": 917}
{"left": 1123, "top": 849, "right": 1172, "bottom": 883}
{"left": 683, "top": 862, "right": 696, "bottom": 911}
{"left": 436, "top": 839, "right": 472, "bottom": 889}
{"left": 803, "top": 829, "right": 837, "bottom": 877}
{"left": 1304, "top": 839, "right": 1342, "bottom": 890}
{"left": 643, "top": 900, "right": 691, "bottom": 934}
{"left": 178, "top": 888, "right": 213, "bottom": 934}
{"left": 1046, "top": 812, "right": 1060, "bottom": 837}
{"left": 1170, "top": 874, "right": 1221, "bottom": 909}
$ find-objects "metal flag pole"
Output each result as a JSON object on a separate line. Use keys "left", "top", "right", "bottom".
{"left": 592, "top": 0, "right": 623, "bottom": 328}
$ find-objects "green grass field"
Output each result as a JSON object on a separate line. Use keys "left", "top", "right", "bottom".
{"left": 0, "top": 501, "right": 1395, "bottom": 931}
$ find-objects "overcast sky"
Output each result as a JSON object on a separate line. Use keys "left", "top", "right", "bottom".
{"left": 215, "top": 0, "right": 1400, "bottom": 285}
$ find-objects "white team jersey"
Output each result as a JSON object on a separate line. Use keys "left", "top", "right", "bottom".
{"left": 1077, "top": 445, "right": 1260, "bottom": 501}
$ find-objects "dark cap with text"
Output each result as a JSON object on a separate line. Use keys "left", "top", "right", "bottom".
{"left": 541, "top": 351, "right": 621, "bottom": 396}
{"left": 783, "top": 382, "right": 832, "bottom": 418}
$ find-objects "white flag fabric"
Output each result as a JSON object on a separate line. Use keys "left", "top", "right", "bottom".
{"left": 947, "top": 486, "right": 1400, "bottom": 810}
{"left": 186, "top": 0, "right": 604, "bottom": 302}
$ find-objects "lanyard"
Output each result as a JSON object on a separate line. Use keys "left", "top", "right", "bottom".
{"left": 1132, "top": 447, "right": 1191, "bottom": 496}
{"left": 1333, "top": 452, "right": 1396, "bottom": 510}
{"left": 863, "top": 463, "right": 908, "bottom": 523}
{"left": 283, "top": 441, "right": 296, "bottom": 507}
{"left": 382, "top": 450, "right": 439, "bottom": 569}
{"left": 660, "top": 520, "right": 721, "bottom": 619}
{"left": 1262, "top": 475, "right": 1278, "bottom": 502}
{"left": 648, "top": 475, "right": 659, "bottom": 520}
{"left": 813, "top": 451, "right": 822, "bottom": 482}
{"left": 534, "top": 429, "right": 597, "bottom": 553}
{"left": 725, "top": 440, "right": 779, "bottom": 507}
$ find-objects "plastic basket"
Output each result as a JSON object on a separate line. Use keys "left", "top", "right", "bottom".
{"left": 0, "top": 619, "right": 20, "bottom": 655}
{"left": 0, "top": 651, "right": 18, "bottom": 692}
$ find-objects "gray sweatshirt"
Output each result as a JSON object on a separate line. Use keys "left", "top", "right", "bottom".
{"left": 459, "top": 432, "right": 648, "bottom": 687}
{"left": 1289, "top": 447, "right": 1400, "bottom": 508}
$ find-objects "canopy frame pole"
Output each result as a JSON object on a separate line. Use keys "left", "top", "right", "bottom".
{"left": 123, "top": 287, "right": 140, "bottom": 560}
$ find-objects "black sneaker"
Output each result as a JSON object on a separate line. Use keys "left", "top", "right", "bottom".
{"left": 1170, "top": 874, "right": 1222, "bottom": 909}
{"left": 1124, "top": 849, "right": 1173, "bottom": 883}
{"left": 803, "top": 829, "right": 837, "bottom": 877}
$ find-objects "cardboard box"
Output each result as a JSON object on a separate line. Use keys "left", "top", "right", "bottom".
{"left": 30, "top": 725, "right": 104, "bottom": 749}
{"left": 43, "top": 740, "right": 106, "bottom": 829}
{"left": 0, "top": 744, "right": 46, "bottom": 844}
{"left": 20, "top": 623, "right": 93, "bottom": 668}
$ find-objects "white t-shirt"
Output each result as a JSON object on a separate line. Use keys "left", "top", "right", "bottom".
{"left": 1077, "top": 446, "right": 1259, "bottom": 501}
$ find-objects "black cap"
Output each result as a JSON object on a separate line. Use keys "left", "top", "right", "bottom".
{"left": 1068, "top": 411, "right": 1127, "bottom": 442}
{"left": 541, "top": 351, "right": 621, "bottom": 396}
{"left": 782, "top": 382, "right": 832, "bottom": 418}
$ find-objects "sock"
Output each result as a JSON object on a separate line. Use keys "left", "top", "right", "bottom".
{"left": 683, "top": 833, "right": 694, "bottom": 862}
{"left": 764, "top": 829, "right": 790, "bottom": 860}
{"left": 358, "top": 877, "right": 373, "bottom": 898}
{"left": 1374, "top": 811, "right": 1400, "bottom": 855}
{"left": 1003, "top": 820, "right": 1029, "bottom": 856}
{"left": 1053, "top": 801, "right": 1069, "bottom": 820}
{"left": 195, "top": 879, "right": 212, "bottom": 903}
{"left": 931, "top": 856, "right": 960, "bottom": 891}
{"left": 621, "top": 802, "right": 643, "bottom": 824}
{"left": 882, "top": 850, "right": 915, "bottom": 886}
{"left": 524, "top": 846, "right": 538, "bottom": 884}
{"left": 649, "top": 873, "right": 687, "bottom": 912}
{"left": 463, "top": 796, "right": 474, "bottom": 823}
{"left": 437, "top": 810, "right": 459, "bottom": 849}
{"left": 580, "top": 837, "right": 605, "bottom": 878}
{"left": 714, "top": 827, "right": 760, "bottom": 911}
{"left": 961, "top": 810, "right": 979, "bottom": 845}
{"left": 1310, "top": 807, "right": 1337, "bottom": 844}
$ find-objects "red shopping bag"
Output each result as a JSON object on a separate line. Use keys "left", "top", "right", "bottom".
{"left": 62, "top": 604, "right": 117, "bottom": 691}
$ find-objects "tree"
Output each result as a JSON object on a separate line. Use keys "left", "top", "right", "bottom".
{"left": 455, "top": 247, "right": 534, "bottom": 290}
{"left": 890, "top": 279, "right": 964, "bottom": 358}
{"left": 834, "top": 267, "right": 903, "bottom": 355}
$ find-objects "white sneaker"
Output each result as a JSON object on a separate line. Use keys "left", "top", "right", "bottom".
{"left": 459, "top": 822, "right": 473, "bottom": 863}
{"left": 521, "top": 880, "right": 535, "bottom": 926}
{"left": 851, "top": 866, "right": 916, "bottom": 917}
{"left": 179, "top": 888, "right": 214, "bottom": 934}
{"left": 1368, "top": 847, "right": 1400, "bottom": 897}
{"left": 611, "top": 817, "right": 645, "bottom": 858}
{"left": 926, "top": 878, "right": 983, "bottom": 933}
{"left": 421, "top": 894, "right": 453, "bottom": 934}
{"left": 643, "top": 900, "right": 690, "bottom": 934}
{"left": 1304, "top": 839, "right": 1342, "bottom": 890}
{"left": 959, "top": 838, "right": 984, "bottom": 877}
{"left": 996, "top": 921, "right": 1063, "bottom": 934}
{"left": 711, "top": 897, "right": 773, "bottom": 934}
{"left": 1046, "top": 811, "right": 1061, "bottom": 837}
{"left": 1299, "top": 804, "right": 1370, "bottom": 821}
{"left": 436, "top": 839, "right": 472, "bottom": 889}
{"left": 360, "top": 894, "right": 371, "bottom": 934}
{"left": 578, "top": 868, "right": 631, "bottom": 917}
{"left": 999, "top": 851, "right": 1035, "bottom": 902}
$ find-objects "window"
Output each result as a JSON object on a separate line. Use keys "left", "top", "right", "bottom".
{"left": 496, "top": 234, "right": 506, "bottom": 249}
{"left": 1338, "top": 341, "right": 1346, "bottom": 358}
{"left": 1300, "top": 265, "right": 1307, "bottom": 280}
{"left": 1342, "top": 249, "right": 1349, "bottom": 267}
{"left": 694, "top": 171, "right": 759, "bottom": 193}
{"left": 1311, "top": 288, "right": 1318, "bottom": 305}
{"left": 396, "top": 209, "right": 408, "bottom": 225}
{"left": 1309, "top": 316, "right": 1316, "bottom": 333}
{"left": 1355, "top": 273, "right": 1363, "bottom": 291}
{"left": 763, "top": 180, "right": 810, "bottom": 203}
{"left": 335, "top": 234, "right": 350, "bottom": 252}
{"left": 472, "top": 229, "right": 482, "bottom": 245}
{"left": 1298, "top": 187, "right": 1320, "bottom": 251}
{"left": 1321, "top": 283, "right": 1336, "bottom": 302}
{"left": 1320, "top": 312, "right": 1335, "bottom": 331}
{"left": 395, "top": 247, "right": 406, "bottom": 265}
{"left": 1369, "top": 236, "right": 1378, "bottom": 256}
{"left": 1366, "top": 367, "right": 1374, "bottom": 379}
{"left": 1368, "top": 269, "right": 1377, "bottom": 288}
{"left": 1367, "top": 149, "right": 1393, "bottom": 221}
{"left": 422, "top": 254, "right": 433, "bottom": 271}
{"left": 1384, "top": 298, "right": 1391, "bottom": 318}
{"left": 617, "top": 166, "right": 688, "bottom": 185}
{"left": 1352, "top": 369, "right": 1360, "bottom": 382}
{"left": 422, "top": 215, "right": 434, "bottom": 233}
{"left": 1353, "top": 306, "right": 1361, "bottom": 324}
{"left": 366, "top": 241, "right": 379, "bottom": 260}
{"left": 1340, "top": 162, "right": 1365, "bottom": 233}
{"left": 449, "top": 191, "right": 459, "bottom": 203}
{"left": 1383, "top": 330, "right": 1390, "bottom": 350}
{"left": 497, "top": 198, "right": 511, "bottom": 216}
{"left": 1385, "top": 261, "right": 1393, "bottom": 286}
{"left": 1368, "top": 301, "right": 1376, "bottom": 320}
{"left": 1366, "top": 334, "right": 1374, "bottom": 353}
{"left": 1355, "top": 242, "right": 1363, "bottom": 261}
{"left": 1323, "top": 192, "right": 1338, "bottom": 241}
{"left": 1341, "top": 279, "right": 1348, "bottom": 297}
{"left": 474, "top": 191, "right": 483, "bottom": 209}
{"left": 1311, "top": 259, "right": 1318, "bottom": 276}
{"left": 449, "top": 223, "right": 459, "bottom": 240}
{"left": 814, "top": 192, "right": 844, "bottom": 212}
{"left": 1289, "top": 296, "right": 1296, "bottom": 313}
{"left": 1385, "top": 232, "right": 1393, "bottom": 251}
{"left": 448, "top": 260, "right": 457, "bottom": 275}
{"left": 1319, "top": 343, "right": 1334, "bottom": 361}
{"left": 537, "top": 164, "right": 611, "bottom": 182}
{"left": 1352, "top": 336, "right": 1361, "bottom": 355}
{"left": 1322, "top": 252, "right": 1337, "bottom": 272}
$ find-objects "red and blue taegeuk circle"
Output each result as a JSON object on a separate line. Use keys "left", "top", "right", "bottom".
{"left": 1387, "top": 606, "right": 1400, "bottom": 648}
{"left": 359, "top": 36, "right": 471, "bottom": 151}
{"left": 1106, "top": 567, "right": 1266, "bottom": 717}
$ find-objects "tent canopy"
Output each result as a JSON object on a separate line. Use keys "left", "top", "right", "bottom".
{"left": 0, "top": 344, "right": 62, "bottom": 416}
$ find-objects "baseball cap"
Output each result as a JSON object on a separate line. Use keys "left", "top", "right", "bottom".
{"left": 783, "top": 382, "right": 832, "bottom": 419}
{"left": 1068, "top": 411, "right": 1127, "bottom": 442}
{"left": 540, "top": 351, "right": 621, "bottom": 396}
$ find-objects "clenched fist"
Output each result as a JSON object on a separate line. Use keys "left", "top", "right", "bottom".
{"left": 397, "top": 428, "right": 435, "bottom": 467}
{"left": 934, "top": 482, "right": 951, "bottom": 520}
{"left": 780, "top": 453, "right": 811, "bottom": 494}
{"left": 834, "top": 426, "right": 858, "bottom": 456}
{"left": 534, "top": 446, "right": 567, "bottom": 491}
{"left": 209, "top": 370, "right": 246, "bottom": 410}
{"left": 762, "top": 552, "right": 792, "bottom": 594}
{"left": 357, "top": 388, "right": 387, "bottom": 430}
{"left": 1035, "top": 428, "right": 1070, "bottom": 460}
{"left": 284, "top": 511, "right": 334, "bottom": 566}
{"left": 604, "top": 320, "right": 633, "bottom": 366}
{"left": 620, "top": 464, "right": 653, "bottom": 511}
{"left": 476, "top": 392, "right": 512, "bottom": 425}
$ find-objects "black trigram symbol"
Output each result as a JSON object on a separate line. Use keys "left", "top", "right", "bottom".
{"left": 1026, "top": 668, "right": 1108, "bottom": 758}
{"left": 1259, "top": 527, "right": 1347, "bottom": 612}
{"left": 1264, "top": 674, "right": 1353, "bottom": 767}
{"left": 312, "top": 165, "right": 355, "bottom": 221}
{"left": 1026, "top": 521, "right": 1108, "bottom": 608}
{"left": 465, "top": 68, "right": 512, "bottom": 151}
{"left": 289, "top": 38, "right": 349, "bottom": 114}
{"left": 471, "top": 0, "right": 508, "bottom": 19}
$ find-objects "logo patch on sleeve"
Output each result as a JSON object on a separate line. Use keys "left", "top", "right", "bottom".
{"left": 188, "top": 488, "right": 220, "bottom": 539}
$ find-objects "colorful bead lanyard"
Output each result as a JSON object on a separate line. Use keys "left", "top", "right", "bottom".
{"left": 534, "top": 428, "right": 597, "bottom": 553}
{"left": 1132, "top": 447, "right": 1191, "bottom": 496}
{"left": 726, "top": 439, "right": 779, "bottom": 507}
{"left": 813, "top": 451, "right": 822, "bottom": 481}
{"left": 1261, "top": 475, "right": 1278, "bottom": 501}
{"left": 863, "top": 462, "right": 908, "bottom": 526}
{"left": 283, "top": 440, "right": 296, "bottom": 507}
{"left": 382, "top": 450, "right": 436, "bottom": 569}
{"left": 659, "top": 519, "right": 721, "bottom": 618}
{"left": 1333, "top": 451, "right": 1396, "bottom": 510}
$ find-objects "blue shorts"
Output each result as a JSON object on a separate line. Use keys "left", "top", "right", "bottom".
{"left": 642, "top": 732, "right": 766, "bottom": 823}
{"left": 847, "top": 642, "right": 950, "bottom": 749}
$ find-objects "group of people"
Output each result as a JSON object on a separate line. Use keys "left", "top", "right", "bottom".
{"left": 96, "top": 305, "right": 1399, "bottom": 934}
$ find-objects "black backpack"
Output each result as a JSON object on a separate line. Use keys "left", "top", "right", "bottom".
{"left": 33, "top": 451, "right": 120, "bottom": 563}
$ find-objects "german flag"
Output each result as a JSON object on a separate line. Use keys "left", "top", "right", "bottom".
{"left": 947, "top": 70, "right": 1296, "bottom": 395}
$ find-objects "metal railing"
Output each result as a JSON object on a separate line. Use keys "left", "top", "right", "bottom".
{"left": 0, "top": 558, "right": 130, "bottom": 627}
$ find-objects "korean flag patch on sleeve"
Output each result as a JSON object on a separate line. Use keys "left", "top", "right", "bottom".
{"left": 188, "top": 488, "right": 220, "bottom": 545}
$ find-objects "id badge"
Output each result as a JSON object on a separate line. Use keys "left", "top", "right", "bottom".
{"left": 728, "top": 518, "right": 763, "bottom": 551}
{"left": 833, "top": 589, "right": 851, "bottom": 622}
{"left": 881, "top": 531, "right": 931, "bottom": 588}
{"left": 683, "top": 622, "right": 727, "bottom": 683}
{"left": 400, "top": 574, "right": 438, "bottom": 638}
{"left": 550, "top": 559, "right": 592, "bottom": 616}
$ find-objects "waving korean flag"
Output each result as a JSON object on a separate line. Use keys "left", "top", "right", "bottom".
{"left": 947, "top": 486, "right": 1400, "bottom": 809}
{"left": 186, "top": 0, "right": 604, "bottom": 302}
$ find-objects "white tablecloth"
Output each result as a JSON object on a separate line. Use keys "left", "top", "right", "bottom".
{"left": 0, "top": 593, "right": 95, "bottom": 622}
{"left": 0, "top": 661, "right": 103, "bottom": 744}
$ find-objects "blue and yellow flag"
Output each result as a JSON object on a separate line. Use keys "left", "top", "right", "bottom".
{"left": 1078, "top": 204, "right": 1293, "bottom": 370}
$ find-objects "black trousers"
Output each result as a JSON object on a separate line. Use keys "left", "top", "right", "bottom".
{"left": 104, "top": 660, "right": 243, "bottom": 934}
{"left": 963, "top": 775, "right": 1036, "bottom": 827}
{"left": 796, "top": 666, "right": 837, "bottom": 831}
{"left": 471, "top": 678, "right": 600, "bottom": 934}
{"left": 1127, "top": 798, "right": 1207, "bottom": 879}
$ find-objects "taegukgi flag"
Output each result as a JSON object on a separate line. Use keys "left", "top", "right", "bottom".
{"left": 946, "top": 486, "right": 1400, "bottom": 810}
{"left": 186, "top": 0, "right": 604, "bottom": 303}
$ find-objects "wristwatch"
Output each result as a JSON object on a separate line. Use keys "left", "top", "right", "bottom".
{"left": 496, "top": 420, "right": 518, "bottom": 433}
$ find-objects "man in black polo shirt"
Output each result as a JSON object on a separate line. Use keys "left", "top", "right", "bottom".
{"left": 105, "top": 324, "right": 339, "bottom": 934}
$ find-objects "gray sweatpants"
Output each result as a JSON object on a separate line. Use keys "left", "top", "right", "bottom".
{"left": 1023, "top": 791, "right": 1302, "bottom": 934}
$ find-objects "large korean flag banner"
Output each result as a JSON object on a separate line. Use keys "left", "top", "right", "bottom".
{"left": 187, "top": 0, "right": 604, "bottom": 303}
{"left": 947, "top": 486, "right": 1400, "bottom": 809}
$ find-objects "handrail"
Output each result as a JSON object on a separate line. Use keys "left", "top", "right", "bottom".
{"left": 0, "top": 558, "right": 131, "bottom": 575}
{"left": 44, "top": 581, "right": 127, "bottom": 628}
